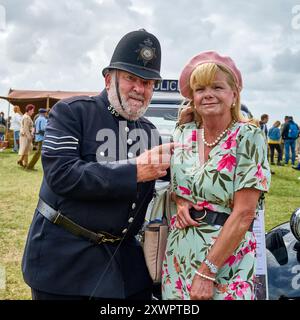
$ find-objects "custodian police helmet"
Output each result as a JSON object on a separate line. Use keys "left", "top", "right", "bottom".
{"left": 102, "top": 29, "right": 162, "bottom": 81}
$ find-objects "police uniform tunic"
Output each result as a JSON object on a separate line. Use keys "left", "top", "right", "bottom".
{"left": 22, "top": 90, "right": 160, "bottom": 298}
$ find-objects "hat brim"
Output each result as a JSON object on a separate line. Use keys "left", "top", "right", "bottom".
{"left": 102, "top": 62, "right": 162, "bottom": 81}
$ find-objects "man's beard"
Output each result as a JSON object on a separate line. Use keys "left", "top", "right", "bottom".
{"left": 107, "top": 79, "right": 151, "bottom": 121}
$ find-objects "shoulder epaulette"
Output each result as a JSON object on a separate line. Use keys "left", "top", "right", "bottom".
{"left": 61, "top": 95, "right": 94, "bottom": 105}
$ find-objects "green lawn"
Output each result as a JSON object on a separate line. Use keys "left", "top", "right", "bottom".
{"left": 0, "top": 149, "right": 300, "bottom": 300}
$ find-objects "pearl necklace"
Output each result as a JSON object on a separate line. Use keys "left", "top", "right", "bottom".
{"left": 201, "top": 121, "right": 236, "bottom": 147}
{"left": 107, "top": 105, "right": 119, "bottom": 117}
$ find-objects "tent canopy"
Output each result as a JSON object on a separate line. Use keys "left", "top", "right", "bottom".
{"left": 0, "top": 88, "right": 99, "bottom": 114}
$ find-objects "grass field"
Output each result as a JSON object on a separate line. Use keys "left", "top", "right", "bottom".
{"left": 0, "top": 149, "right": 300, "bottom": 300}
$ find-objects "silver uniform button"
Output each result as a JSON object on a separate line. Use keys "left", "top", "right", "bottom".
{"left": 122, "top": 228, "right": 128, "bottom": 234}
{"left": 127, "top": 138, "right": 133, "bottom": 145}
{"left": 131, "top": 203, "right": 136, "bottom": 209}
{"left": 128, "top": 152, "right": 134, "bottom": 158}
{"left": 128, "top": 217, "right": 134, "bottom": 223}
{"left": 100, "top": 151, "right": 105, "bottom": 156}
{"left": 125, "top": 127, "right": 129, "bottom": 132}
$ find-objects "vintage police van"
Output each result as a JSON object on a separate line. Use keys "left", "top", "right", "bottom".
{"left": 144, "top": 79, "right": 183, "bottom": 143}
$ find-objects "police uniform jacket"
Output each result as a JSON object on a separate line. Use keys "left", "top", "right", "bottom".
{"left": 22, "top": 90, "right": 161, "bottom": 298}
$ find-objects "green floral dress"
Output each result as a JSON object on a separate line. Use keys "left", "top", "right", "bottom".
{"left": 162, "top": 121, "right": 271, "bottom": 300}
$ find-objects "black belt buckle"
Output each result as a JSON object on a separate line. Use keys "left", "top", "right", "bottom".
{"left": 96, "top": 231, "right": 121, "bottom": 244}
{"left": 95, "top": 233, "right": 106, "bottom": 244}
{"left": 190, "top": 209, "right": 207, "bottom": 222}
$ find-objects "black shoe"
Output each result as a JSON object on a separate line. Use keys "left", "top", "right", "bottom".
{"left": 271, "top": 162, "right": 275, "bottom": 165}
{"left": 292, "top": 166, "right": 300, "bottom": 171}
{"left": 277, "top": 163, "right": 284, "bottom": 166}
{"left": 271, "top": 170, "right": 275, "bottom": 175}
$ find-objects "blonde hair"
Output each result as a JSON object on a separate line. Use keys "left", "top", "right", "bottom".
{"left": 13, "top": 105, "right": 23, "bottom": 115}
{"left": 250, "top": 118, "right": 260, "bottom": 127}
{"left": 184, "top": 63, "right": 247, "bottom": 126}
{"left": 273, "top": 120, "right": 281, "bottom": 127}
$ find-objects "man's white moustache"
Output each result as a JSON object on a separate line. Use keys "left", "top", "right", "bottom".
{"left": 128, "top": 93, "right": 144, "bottom": 101}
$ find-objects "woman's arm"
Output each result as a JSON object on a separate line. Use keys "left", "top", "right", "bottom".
{"left": 190, "top": 188, "right": 260, "bottom": 300}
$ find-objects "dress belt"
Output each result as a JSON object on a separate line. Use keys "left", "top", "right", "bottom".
{"left": 189, "top": 208, "right": 254, "bottom": 232}
{"left": 37, "top": 198, "right": 122, "bottom": 244}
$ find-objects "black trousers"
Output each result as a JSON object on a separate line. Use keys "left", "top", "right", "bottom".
{"left": 31, "top": 287, "right": 152, "bottom": 300}
{"left": 268, "top": 143, "right": 282, "bottom": 163}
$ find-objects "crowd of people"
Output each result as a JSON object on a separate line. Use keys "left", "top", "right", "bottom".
{"left": 258, "top": 113, "right": 300, "bottom": 170}
{"left": 0, "top": 105, "right": 48, "bottom": 170}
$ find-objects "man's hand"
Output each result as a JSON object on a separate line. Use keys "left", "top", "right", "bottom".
{"left": 136, "top": 143, "right": 175, "bottom": 182}
{"left": 178, "top": 106, "right": 194, "bottom": 125}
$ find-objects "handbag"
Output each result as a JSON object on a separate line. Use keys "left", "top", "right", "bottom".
{"left": 143, "top": 182, "right": 173, "bottom": 283}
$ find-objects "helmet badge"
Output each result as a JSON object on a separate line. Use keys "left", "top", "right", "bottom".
{"left": 136, "top": 38, "right": 156, "bottom": 66}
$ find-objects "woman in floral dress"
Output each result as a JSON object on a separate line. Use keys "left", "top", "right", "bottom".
{"left": 162, "top": 51, "right": 271, "bottom": 300}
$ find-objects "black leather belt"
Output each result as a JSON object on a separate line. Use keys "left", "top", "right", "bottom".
{"left": 37, "top": 198, "right": 122, "bottom": 244}
{"left": 190, "top": 208, "right": 253, "bottom": 232}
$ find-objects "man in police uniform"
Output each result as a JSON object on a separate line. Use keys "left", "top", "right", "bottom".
{"left": 22, "top": 29, "right": 173, "bottom": 300}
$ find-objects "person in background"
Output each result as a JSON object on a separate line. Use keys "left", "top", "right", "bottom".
{"left": 162, "top": 51, "right": 271, "bottom": 300}
{"left": 281, "top": 116, "right": 299, "bottom": 165}
{"left": 280, "top": 116, "right": 290, "bottom": 159}
{"left": 18, "top": 104, "right": 35, "bottom": 167}
{"left": 10, "top": 105, "right": 23, "bottom": 152}
{"left": 26, "top": 108, "right": 48, "bottom": 170}
{"left": 0, "top": 111, "right": 6, "bottom": 141}
{"left": 268, "top": 121, "right": 283, "bottom": 166}
{"left": 259, "top": 114, "right": 269, "bottom": 139}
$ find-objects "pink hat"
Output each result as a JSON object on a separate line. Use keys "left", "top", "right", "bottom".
{"left": 179, "top": 51, "right": 243, "bottom": 99}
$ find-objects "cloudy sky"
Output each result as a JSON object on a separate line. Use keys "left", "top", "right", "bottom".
{"left": 0, "top": 0, "right": 300, "bottom": 126}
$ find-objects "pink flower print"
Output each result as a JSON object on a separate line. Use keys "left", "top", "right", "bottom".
{"left": 255, "top": 163, "right": 268, "bottom": 189}
{"left": 249, "top": 240, "right": 256, "bottom": 251}
{"left": 186, "top": 284, "right": 192, "bottom": 292}
{"left": 225, "top": 250, "right": 243, "bottom": 267}
{"left": 170, "top": 215, "right": 177, "bottom": 229}
{"left": 217, "top": 154, "right": 236, "bottom": 172}
{"left": 175, "top": 277, "right": 183, "bottom": 291}
{"left": 243, "top": 247, "right": 250, "bottom": 255}
{"left": 178, "top": 186, "right": 192, "bottom": 196}
{"left": 221, "top": 128, "right": 240, "bottom": 150}
{"left": 224, "top": 294, "right": 234, "bottom": 300}
{"left": 187, "top": 130, "right": 197, "bottom": 143}
{"left": 225, "top": 255, "right": 236, "bottom": 267}
{"left": 255, "top": 163, "right": 264, "bottom": 180}
{"left": 242, "top": 240, "right": 257, "bottom": 255}
{"left": 196, "top": 200, "right": 215, "bottom": 211}
{"left": 229, "top": 276, "right": 250, "bottom": 297}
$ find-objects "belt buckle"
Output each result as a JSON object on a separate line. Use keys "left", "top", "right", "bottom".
{"left": 96, "top": 232, "right": 120, "bottom": 244}
{"left": 96, "top": 233, "right": 106, "bottom": 244}
{"left": 194, "top": 209, "right": 207, "bottom": 222}
{"left": 53, "top": 211, "right": 62, "bottom": 224}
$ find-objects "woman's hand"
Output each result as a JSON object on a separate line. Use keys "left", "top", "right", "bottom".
{"left": 174, "top": 195, "right": 199, "bottom": 229}
{"left": 178, "top": 106, "right": 194, "bottom": 125}
{"left": 190, "top": 271, "right": 214, "bottom": 300}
